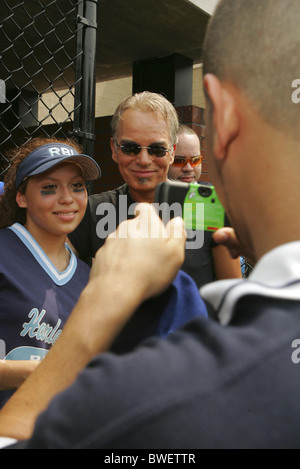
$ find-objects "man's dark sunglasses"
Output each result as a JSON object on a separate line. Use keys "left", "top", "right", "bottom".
{"left": 115, "top": 141, "right": 172, "bottom": 158}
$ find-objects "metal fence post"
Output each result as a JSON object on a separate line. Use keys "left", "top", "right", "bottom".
{"left": 72, "top": 0, "right": 98, "bottom": 193}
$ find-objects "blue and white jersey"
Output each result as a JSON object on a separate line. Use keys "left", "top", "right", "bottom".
{"left": 0, "top": 223, "right": 90, "bottom": 362}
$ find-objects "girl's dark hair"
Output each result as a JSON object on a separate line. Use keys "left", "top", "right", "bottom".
{"left": 0, "top": 137, "right": 83, "bottom": 229}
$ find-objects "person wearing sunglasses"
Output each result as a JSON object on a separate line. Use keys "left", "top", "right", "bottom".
{"left": 69, "top": 91, "right": 179, "bottom": 262}
{"left": 68, "top": 91, "right": 208, "bottom": 349}
{"left": 168, "top": 125, "right": 242, "bottom": 291}
{"left": 168, "top": 124, "right": 203, "bottom": 184}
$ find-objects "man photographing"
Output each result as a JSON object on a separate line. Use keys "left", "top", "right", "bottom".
{"left": 0, "top": 0, "right": 299, "bottom": 448}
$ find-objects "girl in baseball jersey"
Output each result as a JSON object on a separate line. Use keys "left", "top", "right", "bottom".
{"left": 0, "top": 138, "right": 101, "bottom": 405}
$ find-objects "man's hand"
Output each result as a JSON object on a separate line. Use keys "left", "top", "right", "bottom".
{"left": 90, "top": 203, "right": 186, "bottom": 302}
{"left": 213, "top": 227, "right": 255, "bottom": 266}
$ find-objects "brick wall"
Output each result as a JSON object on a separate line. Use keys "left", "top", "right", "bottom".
{"left": 92, "top": 104, "right": 210, "bottom": 195}
{"left": 93, "top": 115, "right": 122, "bottom": 194}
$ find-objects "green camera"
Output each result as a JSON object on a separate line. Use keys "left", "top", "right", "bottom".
{"left": 154, "top": 181, "right": 225, "bottom": 231}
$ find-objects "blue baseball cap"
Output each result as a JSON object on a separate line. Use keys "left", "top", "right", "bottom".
{"left": 0, "top": 181, "right": 4, "bottom": 195}
{"left": 16, "top": 143, "right": 101, "bottom": 188}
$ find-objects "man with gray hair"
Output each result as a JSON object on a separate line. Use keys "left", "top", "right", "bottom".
{"left": 69, "top": 90, "right": 208, "bottom": 345}
{"left": 0, "top": 0, "right": 300, "bottom": 449}
{"left": 69, "top": 90, "right": 179, "bottom": 261}
{"left": 70, "top": 93, "right": 241, "bottom": 289}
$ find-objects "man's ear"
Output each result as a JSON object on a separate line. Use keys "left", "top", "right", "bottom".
{"left": 110, "top": 137, "right": 118, "bottom": 163}
{"left": 203, "top": 74, "right": 239, "bottom": 160}
{"left": 16, "top": 191, "right": 27, "bottom": 208}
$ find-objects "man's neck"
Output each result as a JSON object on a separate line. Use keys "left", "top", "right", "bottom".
{"left": 129, "top": 188, "right": 155, "bottom": 204}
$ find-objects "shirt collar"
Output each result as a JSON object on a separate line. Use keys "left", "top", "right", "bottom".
{"left": 249, "top": 241, "right": 300, "bottom": 286}
{"left": 8, "top": 223, "right": 78, "bottom": 286}
{"left": 200, "top": 241, "right": 300, "bottom": 326}
{"left": 0, "top": 437, "right": 17, "bottom": 449}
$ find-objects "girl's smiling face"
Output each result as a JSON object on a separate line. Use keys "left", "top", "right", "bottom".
{"left": 16, "top": 163, "right": 87, "bottom": 239}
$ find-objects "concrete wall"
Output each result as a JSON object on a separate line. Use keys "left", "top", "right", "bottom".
{"left": 38, "top": 65, "right": 205, "bottom": 121}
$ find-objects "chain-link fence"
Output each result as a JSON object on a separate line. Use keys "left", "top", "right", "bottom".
{"left": 0, "top": 0, "right": 98, "bottom": 181}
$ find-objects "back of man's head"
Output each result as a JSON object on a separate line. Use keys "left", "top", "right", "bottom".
{"left": 203, "top": 0, "right": 300, "bottom": 140}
